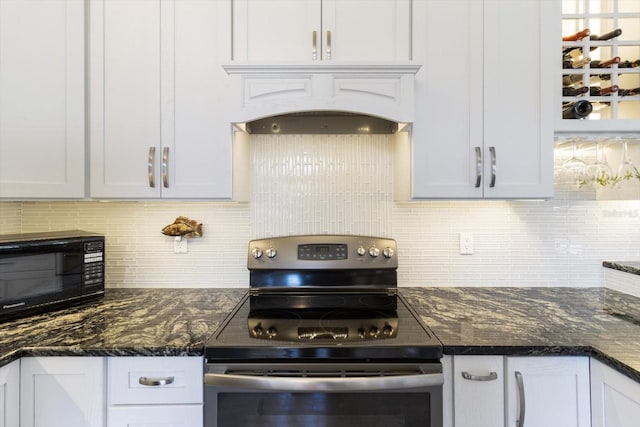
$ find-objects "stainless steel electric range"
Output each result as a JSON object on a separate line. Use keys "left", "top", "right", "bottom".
{"left": 204, "top": 235, "right": 443, "bottom": 427}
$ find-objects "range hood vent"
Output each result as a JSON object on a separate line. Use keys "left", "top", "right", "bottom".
{"left": 223, "top": 63, "right": 421, "bottom": 126}
{"left": 245, "top": 112, "right": 398, "bottom": 135}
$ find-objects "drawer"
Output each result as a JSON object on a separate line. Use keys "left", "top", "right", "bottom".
{"left": 108, "top": 404, "right": 203, "bottom": 427}
{"left": 109, "top": 357, "right": 203, "bottom": 405}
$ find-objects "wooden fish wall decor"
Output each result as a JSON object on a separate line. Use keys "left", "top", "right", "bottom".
{"left": 161, "top": 216, "right": 203, "bottom": 238}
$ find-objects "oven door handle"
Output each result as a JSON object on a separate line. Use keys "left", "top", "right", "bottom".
{"left": 204, "top": 372, "right": 444, "bottom": 392}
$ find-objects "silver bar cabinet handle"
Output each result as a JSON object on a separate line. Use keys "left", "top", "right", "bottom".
{"left": 489, "top": 146, "right": 497, "bottom": 187}
{"left": 461, "top": 371, "right": 498, "bottom": 381}
{"left": 475, "top": 146, "right": 482, "bottom": 188}
{"left": 148, "top": 147, "right": 156, "bottom": 188}
{"left": 162, "top": 147, "right": 169, "bottom": 188}
{"left": 205, "top": 372, "right": 444, "bottom": 392}
{"left": 312, "top": 31, "right": 318, "bottom": 60}
{"left": 515, "top": 371, "right": 525, "bottom": 427}
{"left": 139, "top": 376, "right": 175, "bottom": 386}
{"left": 326, "top": 30, "right": 332, "bottom": 60}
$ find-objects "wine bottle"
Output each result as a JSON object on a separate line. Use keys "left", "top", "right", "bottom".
{"left": 591, "top": 28, "right": 623, "bottom": 41}
{"left": 562, "top": 73, "right": 612, "bottom": 86}
{"left": 563, "top": 28, "right": 590, "bottom": 42}
{"left": 562, "top": 100, "right": 593, "bottom": 119}
{"left": 563, "top": 57, "right": 591, "bottom": 69}
{"left": 619, "top": 87, "right": 640, "bottom": 96}
{"left": 563, "top": 29, "right": 623, "bottom": 57}
{"left": 563, "top": 86, "right": 589, "bottom": 96}
{"left": 590, "top": 85, "right": 619, "bottom": 96}
{"left": 618, "top": 59, "right": 640, "bottom": 68}
{"left": 562, "top": 74, "right": 584, "bottom": 86}
{"left": 590, "top": 57, "right": 621, "bottom": 68}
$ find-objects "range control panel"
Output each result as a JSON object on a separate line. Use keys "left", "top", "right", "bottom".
{"left": 247, "top": 235, "right": 397, "bottom": 270}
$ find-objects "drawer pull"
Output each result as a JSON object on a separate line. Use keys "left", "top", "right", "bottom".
{"left": 138, "top": 376, "right": 175, "bottom": 386}
{"left": 461, "top": 371, "right": 498, "bottom": 381}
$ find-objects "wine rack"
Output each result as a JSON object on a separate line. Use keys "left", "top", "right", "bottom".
{"left": 560, "top": 0, "right": 640, "bottom": 131}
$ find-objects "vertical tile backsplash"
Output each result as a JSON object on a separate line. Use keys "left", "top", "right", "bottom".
{"left": 251, "top": 134, "right": 393, "bottom": 237}
{"left": 1, "top": 134, "right": 640, "bottom": 288}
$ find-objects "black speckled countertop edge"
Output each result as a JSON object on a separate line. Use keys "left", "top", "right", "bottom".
{"left": 603, "top": 261, "right": 640, "bottom": 276}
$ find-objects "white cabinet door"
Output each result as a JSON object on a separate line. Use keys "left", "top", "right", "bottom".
{"left": 412, "top": 0, "right": 483, "bottom": 198}
{"left": 90, "top": 0, "right": 232, "bottom": 199}
{"left": 591, "top": 358, "right": 640, "bottom": 427}
{"left": 505, "top": 356, "right": 591, "bottom": 427}
{"left": 232, "top": 0, "right": 320, "bottom": 61}
{"left": 0, "top": 360, "right": 19, "bottom": 427}
{"left": 321, "top": 0, "right": 411, "bottom": 61}
{"left": 453, "top": 355, "right": 505, "bottom": 427}
{"left": 21, "top": 357, "right": 105, "bottom": 427}
{"left": 482, "top": 0, "right": 556, "bottom": 199}
{"left": 0, "top": 0, "right": 84, "bottom": 199}
{"left": 411, "top": 0, "right": 557, "bottom": 199}
{"left": 160, "top": 0, "right": 232, "bottom": 199}
{"left": 232, "top": 0, "right": 411, "bottom": 61}
{"left": 89, "top": 0, "right": 161, "bottom": 198}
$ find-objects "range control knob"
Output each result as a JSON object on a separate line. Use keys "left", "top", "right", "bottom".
{"left": 265, "top": 247, "right": 277, "bottom": 259}
{"left": 383, "top": 324, "right": 394, "bottom": 336}
{"left": 251, "top": 324, "right": 264, "bottom": 337}
{"left": 251, "top": 247, "right": 263, "bottom": 259}
{"left": 368, "top": 247, "right": 380, "bottom": 258}
{"left": 358, "top": 328, "right": 366, "bottom": 338}
{"left": 356, "top": 246, "right": 366, "bottom": 256}
{"left": 266, "top": 327, "right": 277, "bottom": 339}
{"left": 369, "top": 326, "right": 380, "bottom": 338}
{"left": 383, "top": 247, "right": 394, "bottom": 259}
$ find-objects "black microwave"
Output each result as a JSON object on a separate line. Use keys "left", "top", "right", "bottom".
{"left": 0, "top": 230, "right": 105, "bottom": 321}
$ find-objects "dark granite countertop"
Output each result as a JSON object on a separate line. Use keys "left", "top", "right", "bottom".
{"left": 2, "top": 287, "right": 640, "bottom": 384}
{"left": 0, "top": 288, "right": 246, "bottom": 367}
{"left": 603, "top": 261, "right": 640, "bottom": 276}
{"left": 402, "top": 287, "right": 640, "bottom": 383}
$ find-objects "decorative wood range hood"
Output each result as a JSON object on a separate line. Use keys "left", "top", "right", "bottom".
{"left": 223, "top": 63, "right": 421, "bottom": 134}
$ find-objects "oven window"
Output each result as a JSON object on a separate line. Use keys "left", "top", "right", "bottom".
{"left": 217, "top": 392, "right": 432, "bottom": 427}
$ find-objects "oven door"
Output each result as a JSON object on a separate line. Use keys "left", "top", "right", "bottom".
{"left": 204, "top": 362, "right": 443, "bottom": 427}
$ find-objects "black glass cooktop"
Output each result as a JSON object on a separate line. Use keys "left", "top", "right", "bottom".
{"left": 205, "top": 293, "right": 443, "bottom": 362}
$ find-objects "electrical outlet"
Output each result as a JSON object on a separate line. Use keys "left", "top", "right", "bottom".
{"left": 174, "top": 237, "right": 188, "bottom": 253}
{"left": 459, "top": 232, "right": 474, "bottom": 255}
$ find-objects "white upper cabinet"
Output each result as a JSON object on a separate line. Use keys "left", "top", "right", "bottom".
{"left": 410, "top": 0, "right": 558, "bottom": 199}
{"left": 90, "top": 0, "right": 233, "bottom": 199}
{"left": 232, "top": 0, "right": 412, "bottom": 62}
{"left": 0, "top": 0, "right": 85, "bottom": 199}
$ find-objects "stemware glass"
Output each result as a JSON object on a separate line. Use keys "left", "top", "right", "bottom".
{"left": 586, "top": 140, "right": 613, "bottom": 188}
{"left": 561, "top": 139, "right": 587, "bottom": 187}
{"left": 613, "top": 137, "right": 640, "bottom": 189}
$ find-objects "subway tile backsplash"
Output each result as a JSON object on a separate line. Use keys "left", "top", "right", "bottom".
{"left": 1, "top": 135, "right": 640, "bottom": 288}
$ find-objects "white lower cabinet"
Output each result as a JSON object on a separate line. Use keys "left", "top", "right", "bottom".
{"left": 107, "top": 357, "right": 203, "bottom": 427}
{"left": 591, "top": 358, "right": 640, "bottom": 427}
{"left": 20, "top": 357, "right": 105, "bottom": 427}
{"left": 505, "top": 356, "right": 591, "bottom": 427}
{"left": 451, "top": 355, "right": 590, "bottom": 427}
{"left": 0, "top": 360, "right": 19, "bottom": 427}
